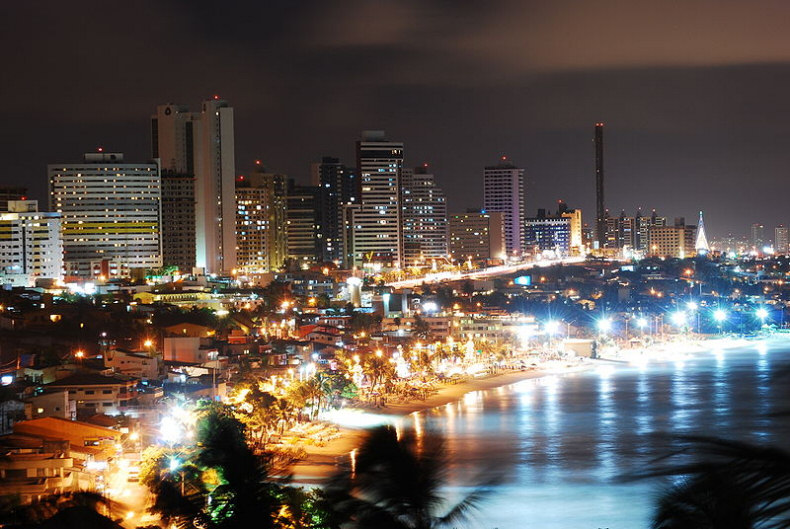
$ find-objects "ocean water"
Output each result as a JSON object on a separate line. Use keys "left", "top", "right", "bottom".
{"left": 408, "top": 340, "right": 790, "bottom": 529}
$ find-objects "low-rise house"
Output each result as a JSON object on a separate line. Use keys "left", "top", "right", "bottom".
{"left": 163, "top": 336, "right": 218, "bottom": 364}
{"left": 25, "top": 390, "right": 75, "bottom": 420}
{"left": 44, "top": 373, "right": 138, "bottom": 417}
{"left": 105, "top": 348, "right": 160, "bottom": 379}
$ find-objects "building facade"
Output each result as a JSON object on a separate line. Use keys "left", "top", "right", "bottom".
{"left": 524, "top": 211, "right": 571, "bottom": 255}
{"left": 483, "top": 161, "right": 525, "bottom": 257}
{"left": 448, "top": 210, "right": 506, "bottom": 261}
{"left": 235, "top": 168, "right": 287, "bottom": 274}
{"left": 48, "top": 152, "right": 161, "bottom": 279}
{"left": 160, "top": 173, "right": 196, "bottom": 272}
{"left": 776, "top": 225, "right": 789, "bottom": 254}
{"left": 401, "top": 165, "right": 448, "bottom": 264}
{"left": 152, "top": 99, "right": 236, "bottom": 274}
{"left": 648, "top": 220, "right": 697, "bottom": 258}
{"left": 352, "top": 131, "right": 404, "bottom": 268}
{"left": 286, "top": 180, "right": 321, "bottom": 266}
{"left": 311, "top": 157, "right": 359, "bottom": 265}
{"left": 0, "top": 201, "right": 62, "bottom": 287}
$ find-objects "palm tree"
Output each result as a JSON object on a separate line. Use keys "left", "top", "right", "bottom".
{"left": 326, "top": 425, "right": 490, "bottom": 529}
{"left": 641, "top": 436, "right": 790, "bottom": 529}
{"left": 146, "top": 405, "right": 283, "bottom": 529}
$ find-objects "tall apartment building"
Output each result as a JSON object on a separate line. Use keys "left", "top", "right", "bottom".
{"left": 352, "top": 131, "right": 404, "bottom": 268}
{"left": 629, "top": 209, "right": 668, "bottom": 253}
{"left": 160, "top": 173, "right": 195, "bottom": 272}
{"left": 648, "top": 218, "right": 697, "bottom": 258}
{"left": 0, "top": 201, "right": 62, "bottom": 287}
{"left": 751, "top": 223, "right": 766, "bottom": 250}
{"left": 48, "top": 152, "right": 161, "bottom": 279}
{"left": 311, "top": 157, "right": 358, "bottom": 264}
{"left": 557, "top": 202, "right": 583, "bottom": 254}
{"left": 152, "top": 98, "right": 236, "bottom": 274}
{"left": 448, "top": 210, "right": 506, "bottom": 261}
{"left": 776, "top": 225, "right": 789, "bottom": 254}
{"left": 524, "top": 209, "right": 571, "bottom": 255}
{"left": 401, "top": 165, "right": 448, "bottom": 264}
{"left": 235, "top": 167, "right": 287, "bottom": 274}
{"left": 286, "top": 180, "right": 321, "bottom": 266}
{"left": 483, "top": 161, "right": 525, "bottom": 257}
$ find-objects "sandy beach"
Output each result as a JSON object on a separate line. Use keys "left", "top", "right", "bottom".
{"left": 289, "top": 334, "right": 776, "bottom": 483}
{"left": 290, "top": 362, "right": 595, "bottom": 483}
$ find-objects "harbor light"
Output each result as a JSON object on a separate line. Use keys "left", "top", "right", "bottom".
{"left": 713, "top": 309, "right": 728, "bottom": 323}
{"left": 756, "top": 307, "right": 769, "bottom": 321}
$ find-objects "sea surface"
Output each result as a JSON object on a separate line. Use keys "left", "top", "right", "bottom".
{"left": 408, "top": 339, "right": 790, "bottom": 529}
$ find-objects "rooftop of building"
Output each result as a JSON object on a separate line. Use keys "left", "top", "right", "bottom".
{"left": 45, "top": 372, "right": 136, "bottom": 387}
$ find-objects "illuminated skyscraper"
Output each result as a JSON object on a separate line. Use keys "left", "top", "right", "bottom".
{"left": 401, "top": 165, "right": 448, "bottom": 263}
{"left": 775, "top": 225, "right": 788, "bottom": 254}
{"left": 152, "top": 98, "right": 236, "bottom": 274}
{"left": 235, "top": 166, "right": 287, "bottom": 274}
{"left": 49, "top": 152, "right": 161, "bottom": 278}
{"left": 351, "top": 131, "right": 404, "bottom": 268}
{"left": 483, "top": 159, "right": 525, "bottom": 257}
{"left": 0, "top": 200, "right": 62, "bottom": 287}
{"left": 311, "top": 157, "right": 358, "bottom": 265}
{"left": 751, "top": 223, "right": 766, "bottom": 250}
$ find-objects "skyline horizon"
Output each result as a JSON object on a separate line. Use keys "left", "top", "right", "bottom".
{"left": 20, "top": 113, "right": 780, "bottom": 243}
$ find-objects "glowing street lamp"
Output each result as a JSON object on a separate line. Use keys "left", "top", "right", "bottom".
{"left": 544, "top": 320, "right": 561, "bottom": 336}
{"left": 670, "top": 311, "right": 687, "bottom": 327}
{"left": 756, "top": 307, "right": 769, "bottom": 323}
{"left": 713, "top": 309, "right": 728, "bottom": 323}
{"left": 597, "top": 318, "right": 612, "bottom": 334}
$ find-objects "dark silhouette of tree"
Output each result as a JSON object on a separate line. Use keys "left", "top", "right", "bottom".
{"left": 326, "top": 425, "right": 490, "bottom": 529}
{"left": 641, "top": 436, "right": 790, "bottom": 529}
{"left": 0, "top": 491, "right": 122, "bottom": 528}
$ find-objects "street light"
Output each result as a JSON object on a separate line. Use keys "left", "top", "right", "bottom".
{"left": 597, "top": 318, "right": 612, "bottom": 334}
{"left": 713, "top": 308, "right": 727, "bottom": 335}
{"left": 756, "top": 307, "right": 769, "bottom": 324}
{"left": 544, "top": 320, "right": 561, "bottom": 336}
{"left": 671, "top": 311, "right": 687, "bottom": 327}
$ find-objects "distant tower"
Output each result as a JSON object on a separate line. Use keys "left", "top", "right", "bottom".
{"left": 695, "top": 211, "right": 710, "bottom": 253}
{"left": 594, "top": 123, "right": 605, "bottom": 248}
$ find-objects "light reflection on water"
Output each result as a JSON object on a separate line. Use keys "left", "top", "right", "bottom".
{"left": 414, "top": 342, "right": 790, "bottom": 529}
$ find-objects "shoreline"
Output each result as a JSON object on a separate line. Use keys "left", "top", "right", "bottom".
{"left": 290, "top": 362, "right": 594, "bottom": 483}
{"left": 290, "top": 333, "right": 780, "bottom": 484}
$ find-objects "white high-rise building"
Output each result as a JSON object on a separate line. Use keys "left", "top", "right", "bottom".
{"left": 0, "top": 200, "right": 62, "bottom": 287}
{"left": 483, "top": 160, "right": 525, "bottom": 257}
{"left": 401, "top": 165, "right": 448, "bottom": 264}
{"left": 352, "top": 131, "right": 404, "bottom": 268}
{"left": 152, "top": 98, "right": 236, "bottom": 274}
{"left": 776, "top": 225, "right": 789, "bottom": 254}
{"left": 48, "top": 152, "right": 162, "bottom": 279}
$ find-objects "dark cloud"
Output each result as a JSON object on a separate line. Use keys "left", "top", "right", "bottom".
{"left": 2, "top": 1, "right": 790, "bottom": 237}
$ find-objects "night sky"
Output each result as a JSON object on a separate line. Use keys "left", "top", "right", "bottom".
{"left": 3, "top": 1, "right": 790, "bottom": 238}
